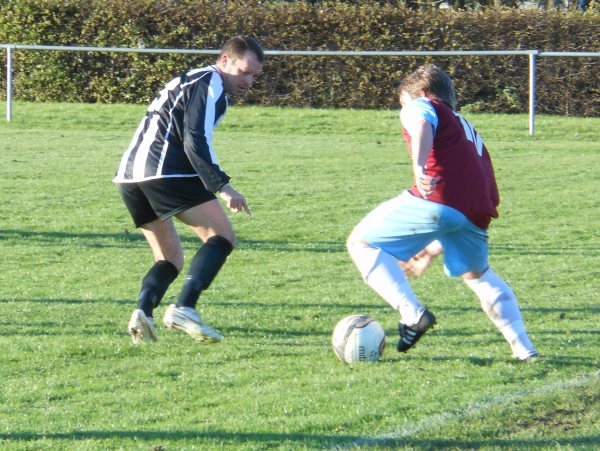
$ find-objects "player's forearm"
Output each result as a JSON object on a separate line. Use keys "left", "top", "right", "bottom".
{"left": 411, "top": 139, "right": 431, "bottom": 179}
{"left": 409, "top": 123, "right": 436, "bottom": 198}
{"left": 405, "top": 120, "right": 433, "bottom": 179}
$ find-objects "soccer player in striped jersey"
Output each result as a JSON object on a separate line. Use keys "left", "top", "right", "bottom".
{"left": 114, "top": 36, "right": 264, "bottom": 345}
{"left": 347, "top": 65, "right": 539, "bottom": 361}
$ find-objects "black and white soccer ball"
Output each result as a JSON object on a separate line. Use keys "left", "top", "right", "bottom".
{"left": 332, "top": 314, "right": 386, "bottom": 364}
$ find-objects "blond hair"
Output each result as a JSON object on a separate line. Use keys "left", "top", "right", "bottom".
{"left": 397, "top": 65, "right": 457, "bottom": 110}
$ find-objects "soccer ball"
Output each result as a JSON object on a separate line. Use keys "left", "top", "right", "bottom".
{"left": 332, "top": 314, "right": 386, "bottom": 364}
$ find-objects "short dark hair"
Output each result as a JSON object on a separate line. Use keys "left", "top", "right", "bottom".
{"left": 397, "top": 65, "right": 457, "bottom": 110}
{"left": 220, "top": 35, "right": 264, "bottom": 64}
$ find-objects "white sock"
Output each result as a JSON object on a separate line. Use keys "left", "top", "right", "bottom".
{"left": 464, "top": 269, "right": 537, "bottom": 359}
{"left": 348, "top": 244, "right": 424, "bottom": 325}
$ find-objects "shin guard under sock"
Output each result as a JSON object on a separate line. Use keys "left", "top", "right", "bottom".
{"left": 176, "top": 235, "right": 234, "bottom": 309}
{"left": 465, "top": 268, "right": 537, "bottom": 359}
{"left": 348, "top": 243, "right": 424, "bottom": 325}
{"left": 137, "top": 260, "right": 179, "bottom": 317}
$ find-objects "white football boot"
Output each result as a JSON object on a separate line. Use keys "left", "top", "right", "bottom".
{"left": 128, "top": 309, "right": 158, "bottom": 345}
{"left": 163, "top": 304, "right": 223, "bottom": 343}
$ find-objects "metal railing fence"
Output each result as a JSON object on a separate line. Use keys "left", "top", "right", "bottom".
{"left": 2, "top": 44, "right": 599, "bottom": 135}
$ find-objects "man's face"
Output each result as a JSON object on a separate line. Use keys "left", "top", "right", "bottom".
{"left": 218, "top": 51, "right": 263, "bottom": 96}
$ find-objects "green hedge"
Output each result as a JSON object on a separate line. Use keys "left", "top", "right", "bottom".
{"left": 1, "top": 0, "right": 598, "bottom": 115}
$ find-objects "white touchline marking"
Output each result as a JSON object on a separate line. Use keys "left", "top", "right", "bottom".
{"left": 333, "top": 370, "right": 599, "bottom": 449}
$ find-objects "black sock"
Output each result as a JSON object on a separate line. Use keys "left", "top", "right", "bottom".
{"left": 137, "top": 260, "right": 179, "bottom": 317}
{"left": 176, "top": 235, "right": 233, "bottom": 309}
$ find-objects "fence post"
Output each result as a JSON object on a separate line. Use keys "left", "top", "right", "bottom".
{"left": 6, "top": 45, "right": 13, "bottom": 122}
{"left": 529, "top": 51, "right": 537, "bottom": 136}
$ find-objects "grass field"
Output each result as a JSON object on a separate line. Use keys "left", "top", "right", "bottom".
{"left": 0, "top": 101, "right": 598, "bottom": 450}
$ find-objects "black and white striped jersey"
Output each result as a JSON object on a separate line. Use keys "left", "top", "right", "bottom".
{"left": 113, "top": 65, "right": 231, "bottom": 193}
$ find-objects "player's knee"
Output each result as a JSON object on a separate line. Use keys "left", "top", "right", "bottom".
{"left": 157, "top": 249, "right": 184, "bottom": 272}
{"left": 163, "top": 253, "right": 184, "bottom": 273}
{"left": 346, "top": 230, "right": 366, "bottom": 251}
{"left": 207, "top": 231, "right": 237, "bottom": 249}
{"left": 462, "top": 270, "right": 486, "bottom": 281}
{"left": 206, "top": 234, "right": 236, "bottom": 253}
{"left": 225, "top": 233, "right": 237, "bottom": 249}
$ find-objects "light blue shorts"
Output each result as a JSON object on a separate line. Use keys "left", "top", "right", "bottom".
{"left": 354, "top": 191, "right": 489, "bottom": 277}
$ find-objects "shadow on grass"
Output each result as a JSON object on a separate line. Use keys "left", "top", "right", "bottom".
{"left": 491, "top": 243, "right": 600, "bottom": 257}
{"left": 0, "top": 228, "right": 147, "bottom": 245}
{"left": 0, "top": 229, "right": 347, "bottom": 253}
{"left": 1, "top": 297, "right": 596, "bottom": 320}
{"left": 0, "top": 429, "right": 598, "bottom": 449}
{"left": 0, "top": 297, "right": 392, "bottom": 312}
{"left": 0, "top": 299, "right": 594, "bottom": 351}
{"left": 2, "top": 228, "right": 600, "bottom": 256}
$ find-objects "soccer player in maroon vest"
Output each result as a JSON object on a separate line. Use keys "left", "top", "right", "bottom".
{"left": 347, "top": 65, "right": 539, "bottom": 361}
